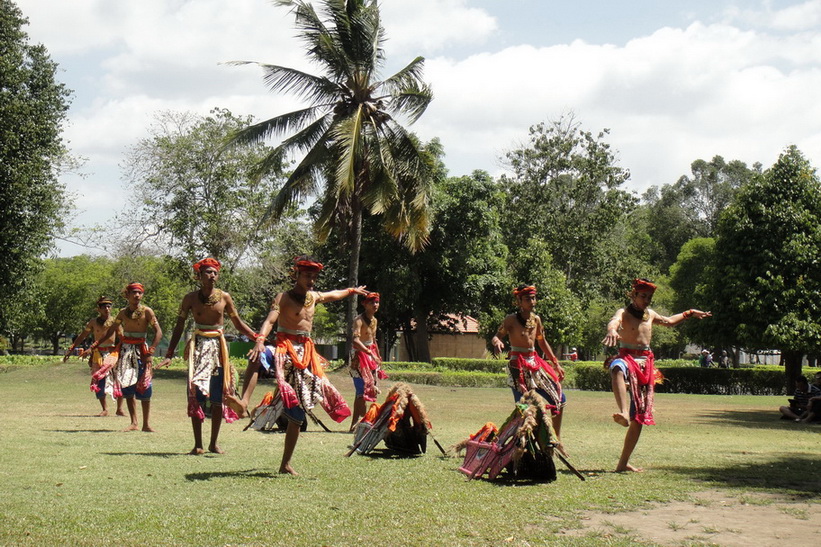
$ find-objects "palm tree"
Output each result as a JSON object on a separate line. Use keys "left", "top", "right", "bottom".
{"left": 229, "top": 0, "right": 434, "bottom": 352}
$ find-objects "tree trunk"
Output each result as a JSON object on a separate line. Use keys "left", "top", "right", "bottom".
{"left": 51, "top": 333, "right": 61, "bottom": 356}
{"left": 783, "top": 349, "right": 803, "bottom": 395}
{"left": 344, "top": 200, "right": 363, "bottom": 367}
{"left": 413, "top": 308, "right": 432, "bottom": 363}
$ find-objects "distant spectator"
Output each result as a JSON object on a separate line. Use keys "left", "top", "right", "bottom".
{"left": 798, "top": 372, "right": 821, "bottom": 423}
{"left": 569, "top": 347, "right": 578, "bottom": 362}
{"left": 779, "top": 375, "right": 821, "bottom": 421}
{"left": 718, "top": 350, "right": 731, "bottom": 369}
{"left": 698, "top": 349, "right": 713, "bottom": 368}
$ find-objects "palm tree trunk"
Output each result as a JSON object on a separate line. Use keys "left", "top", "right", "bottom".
{"left": 344, "top": 199, "right": 363, "bottom": 366}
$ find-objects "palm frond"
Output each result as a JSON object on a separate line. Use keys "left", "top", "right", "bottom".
{"left": 329, "top": 107, "right": 365, "bottom": 198}
{"left": 381, "top": 56, "right": 426, "bottom": 94}
{"left": 387, "top": 86, "right": 433, "bottom": 124}
{"left": 227, "top": 106, "right": 321, "bottom": 147}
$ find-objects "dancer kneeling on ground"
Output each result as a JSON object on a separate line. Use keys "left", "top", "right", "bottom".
{"left": 227, "top": 255, "right": 367, "bottom": 475}
{"left": 602, "top": 278, "right": 711, "bottom": 472}
{"left": 491, "top": 284, "right": 566, "bottom": 446}
{"left": 159, "top": 258, "right": 258, "bottom": 455}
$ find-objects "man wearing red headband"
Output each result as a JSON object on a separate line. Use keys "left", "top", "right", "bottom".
{"left": 230, "top": 255, "right": 368, "bottom": 475}
{"left": 602, "top": 278, "right": 711, "bottom": 472}
{"left": 63, "top": 296, "right": 125, "bottom": 417}
{"left": 491, "top": 284, "right": 566, "bottom": 444}
{"left": 89, "top": 282, "right": 163, "bottom": 432}
{"left": 348, "top": 292, "right": 387, "bottom": 431}
{"left": 158, "top": 258, "right": 257, "bottom": 455}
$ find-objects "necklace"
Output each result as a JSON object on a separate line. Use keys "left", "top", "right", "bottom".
{"left": 289, "top": 289, "right": 313, "bottom": 308}
{"left": 198, "top": 288, "right": 223, "bottom": 306}
{"left": 626, "top": 303, "right": 649, "bottom": 322}
{"left": 516, "top": 311, "right": 536, "bottom": 330}
{"left": 126, "top": 305, "right": 144, "bottom": 320}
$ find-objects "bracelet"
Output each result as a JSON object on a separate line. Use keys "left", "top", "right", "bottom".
{"left": 254, "top": 333, "right": 266, "bottom": 342}
{"left": 683, "top": 309, "right": 694, "bottom": 319}
{"left": 145, "top": 346, "right": 156, "bottom": 355}
{"left": 347, "top": 288, "right": 355, "bottom": 296}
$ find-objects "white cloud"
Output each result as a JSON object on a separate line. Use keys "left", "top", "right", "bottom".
{"left": 380, "top": 0, "right": 497, "bottom": 55}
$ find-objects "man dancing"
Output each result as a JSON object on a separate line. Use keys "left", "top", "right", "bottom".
{"left": 602, "top": 278, "right": 711, "bottom": 472}
{"left": 64, "top": 296, "right": 125, "bottom": 417}
{"left": 491, "top": 284, "right": 566, "bottom": 439}
{"left": 159, "top": 258, "right": 258, "bottom": 455}
{"left": 230, "top": 256, "right": 367, "bottom": 475}
{"left": 348, "top": 291, "right": 387, "bottom": 431}
{"left": 88, "top": 282, "right": 162, "bottom": 432}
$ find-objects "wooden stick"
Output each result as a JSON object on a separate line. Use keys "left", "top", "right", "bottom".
{"left": 555, "top": 450, "right": 585, "bottom": 481}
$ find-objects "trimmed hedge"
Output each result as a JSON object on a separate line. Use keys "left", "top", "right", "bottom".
{"left": 381, "top": 357, "right": 789, "bottom": 395}
{"left": 571, "top": 362, "right": 786, "bottom": 395}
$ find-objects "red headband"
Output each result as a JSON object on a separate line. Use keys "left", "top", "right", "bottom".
{"left": 294, "top": 259, "right": 324, "bottom": 272}
{"left": 513, "top": 285, "right": 537, "bottom": 297}
{"left": 363, "top": 292, "right": 380, "bottom": 302}
{"left": 126, "top": 282, "right": 144, "bottom": 293}
{"left": 632, "top": 279, "right": 657, "bottom": 292}
{"left": 193, "top": 257, "right": 221, "bottom": 273}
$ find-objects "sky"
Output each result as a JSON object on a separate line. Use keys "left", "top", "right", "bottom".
{"left": 13, "top": 0, "right": 821, "bottom": 256}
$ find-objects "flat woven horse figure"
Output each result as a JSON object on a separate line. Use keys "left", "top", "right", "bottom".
{"left": 347, "top": 382, "right": 446, "bottom": 457}
{"left": 454, "top": 390, "right": 584, "bottom": 482}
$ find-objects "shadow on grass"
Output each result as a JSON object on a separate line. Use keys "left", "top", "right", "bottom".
{"left": 693, "top": 409, "right": 820, "bottom": 431}
{"left": 663, "top": 453, "right": 821, "bottom": 498}
{"left": 49, "top": 429, "right": 117, "bottom": 433}
{"left": 102, "top": 451, "right": 187, "bottom": 458}
{"left": 185, "top": 469, "right": 280, "bottom": 481}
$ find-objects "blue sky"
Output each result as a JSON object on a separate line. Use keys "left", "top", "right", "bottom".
{"left": 13, "top": 0, "right": 821, "bottom": 256}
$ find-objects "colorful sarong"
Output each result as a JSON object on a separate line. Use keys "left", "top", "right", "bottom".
{"left": 113, "top": 337, "right": 151, "bottom": 396}
{"left": 185, "top": 327, "right": 238, "bottom": 424}
{"left": 350, "top": 340, "right": 388, "bottom": 402}
{"left": 271, "top": 331, "right": 351, "bottom": 423}
{"left": 507, "top": 349, "right": 563, "bottom": 415}
{"left": 616, "top": 347, "right": 656, "bottom": 426}
{"left": 90, "top": 345, "right": 120, "bottom": 399}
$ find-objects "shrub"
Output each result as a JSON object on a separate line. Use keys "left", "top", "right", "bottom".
{"left": 569, "top": 362, "right": 786, "bottom": 395}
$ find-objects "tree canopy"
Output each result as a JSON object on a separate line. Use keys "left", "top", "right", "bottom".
{"left": 712, "top": 146, "right": 821, "bottom": 387}
{"left": 0, "top": 0, "right": 72, "bottom": 332}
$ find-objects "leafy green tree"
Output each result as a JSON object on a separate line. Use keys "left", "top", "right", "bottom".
{"left": 500, "top": 115, "right": 636, "bottom": 302}
{"left": 328, "top": 169, "right": 509, "bottom": 361}
{"left": 668, "top": 237, "right": 720, "bottom": 348}
{"left": 35, "top": 256, "right": 115, "bottom": 354}
{"left": 713, "top": 146, "right": 821, "bottom": 391}
{"left": 121, "top": 108, "right": 286, "bottom": 278}
{"left": 0, "top": 0, "right": 72, "bottom": 333}
{"left": 229, "top": 0, "right": 435, "bottom": 351}
{"left": 642, "top": 156, "right": 757, "bottom": 270}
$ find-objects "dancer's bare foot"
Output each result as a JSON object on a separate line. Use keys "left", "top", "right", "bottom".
{"left": 612, "top": 413, "right": 630, "bottom": 427}
{"left": 142, "top": 426, "right": 155, "bottom": 432}
{"left": 123, "top": 424, "right": 139, "bottom": 432}
{"left": 208, "top": 445, "right": 224, "bottom": 454}
{"left": 189, "top": 448, "right": 205, "bottom": 455}
{"left": 279, "top": 465, "right": 299, "bottom": 476}
{"left": 97, "top": 410, "right": 109, "bottom": 417}
{"left": 116, "top": 410, "right": 126, "bottom": 417}
{"left": 224, "top": 394, "right": 248, "bottom": 418}
{"left": 614, "top": 464, "right": 644, "bottom": 473}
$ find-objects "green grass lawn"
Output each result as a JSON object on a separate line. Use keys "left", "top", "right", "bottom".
{"left": 1, "top": 360, "right": 818, "bottom": 546}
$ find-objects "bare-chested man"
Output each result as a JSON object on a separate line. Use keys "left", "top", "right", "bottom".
{"left": 158, "top": 258, "right": 257, "bottom": 455}
{"left": 348, "top": 292, "right": 387, "bottom": 431}
{"left": 63, "top": 296, "right": 125, "bottom": 417}
{"left": 230, "top": 255, "right": 367, "bottom": 475}
{"left": 88, "top": 282, "right": 162, "bottom": 432}
{"left": 491, "top": 284, "right": 566, "bottom": 438}
{"left": 602, "top": 278, "right": 711, "bottom": 472}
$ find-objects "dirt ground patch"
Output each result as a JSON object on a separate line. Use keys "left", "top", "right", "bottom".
{"left": 562, "top": 490, "right": 821, "bottom": 546}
